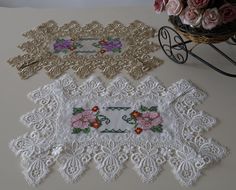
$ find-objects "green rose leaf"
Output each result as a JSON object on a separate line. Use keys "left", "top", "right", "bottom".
{"left": 149, "top": 106, "right": 158, "bottom": 112}
{"left": 83, "top": 128, "right": 90, "bottom": 134}
{"left": 140, "top": 105, "right": 148, "bottom": 112}
{"left": 151, "top": 125, "right": 163, "bottom": 133}
{"left": 72, "top": 128, "right": 82, "bottom": 134}
{"left": 73, "top": 107, "right": 84, "bottom": 115}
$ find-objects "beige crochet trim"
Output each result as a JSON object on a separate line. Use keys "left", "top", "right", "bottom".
{"left": 8, "top": 20, "right": 163, "bottom": 79}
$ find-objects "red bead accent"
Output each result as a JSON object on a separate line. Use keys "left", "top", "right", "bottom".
{"left": 69, "top": 46, "right": 76, "bottom": 51}
{"left": 99, "top": 39, "right": 107, "bottom": 45}
{"left": 131, "top": 111, "right": 142, "bottom": 118}
{"left": 100, "top": 49, "right": 106, "bottom": 54}
{"left": 92, "top": 106, "right": 99, "bottom": 112}
{"left": 135, "top": 127, "right": 143, "bottom": 134}
{"left": 91, "top": 120, "right": 100, "bottom": 129}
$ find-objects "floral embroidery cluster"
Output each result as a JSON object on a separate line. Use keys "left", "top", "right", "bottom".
{"left": 71, "top": 106, "right": 163, "bottom": 135}
{"left": 53, "top": 36, "right": 122, "bottom": 55}
{"left": 92, "top": 37, "right": 122, "bottom": 54}
{"left": 71, "top": 106, "right": 110, "bottom": 134}
{"left": 123, "top": 106, "right": 163, "bottom": 134}
{"left": 53, "top": 38, "right": 82, "bottom": 53}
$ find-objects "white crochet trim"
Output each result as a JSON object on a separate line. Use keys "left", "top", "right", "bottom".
{"left": 9, "top": 74, "right": 227, "bottom": 186}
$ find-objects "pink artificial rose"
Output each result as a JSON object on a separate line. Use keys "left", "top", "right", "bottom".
{"left": 71, "top": 110, "right": 95, "bottom": 128}
{"left": 219, "top": 3, "right": 236, "bottom": 24}
{"left": 187, "top": 0, "right": 210, "bottom": 9}
{"left": 154, "top": 0, "right": 169, "bottom": 13}
{"left": 180, "top": 7, "right": 203, "bottom": 27}
{"left": 137, "top": 112, "right": 163, "bottom": 130}
{"left": 166, "top": 0, "right": 184, "bottom": 16}
{"left": 202, "top": 8, "right": 221, "bottom": 30}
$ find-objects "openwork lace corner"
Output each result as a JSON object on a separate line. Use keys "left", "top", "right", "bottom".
{"left": 9, "top": 74, "right": 227, "bottom": 186}
{"left": 8, "top": 20, "right": 163, "bottom": 80}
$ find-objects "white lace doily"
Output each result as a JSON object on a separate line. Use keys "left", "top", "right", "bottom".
{"left": 9, "top": 74, "right": 227, "bottom": 186}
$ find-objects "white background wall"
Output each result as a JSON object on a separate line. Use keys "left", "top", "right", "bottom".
{"left": 0, "top": 0, "right": 153, "bottom": 8}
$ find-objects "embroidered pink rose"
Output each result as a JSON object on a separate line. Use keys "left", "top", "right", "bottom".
{"left": 71, "top": 110, "right": 96, "bottom": 128}
{"left": 154, "top": 0, "right": 169, "bottom": 13}
{"left": 187, "top": 0, "right": 210, "bottom": 9}
{"left": 219, "top": 3, "right": 236, "bottom": 24}
{"left": 180, "top": 7, "right": 203, "bottom": 27}
{"left": 166, "top": 0, "right": 184, "bottom": 16}
{"left": 137, "top": 112, "right": 163, "bottom": 130}
{"left": 202, "top": 8, "right": 221, "bottom": 30}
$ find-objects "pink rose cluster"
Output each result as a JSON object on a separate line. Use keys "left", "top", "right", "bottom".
{"left": 136, "top": 112, "right": 163, "bottom": 130}
{"left": 154, "top": 0, "right": 236, "bottom": 30}
{"left": 71, "top": 110, "right": 95, "bottom": 129}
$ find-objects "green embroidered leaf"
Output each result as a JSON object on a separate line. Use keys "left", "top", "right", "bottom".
{"left": 83, "top": 128, "right": 90, "bottom": 134}
{"left": 156, "top": 127, "right": 163, "bottom": 133}
{"left": 95, "top": 111, "right": 100, "bottom": 116}
{"left": 151, "top": 125, "right": 163, "bottom": 133}
{"left": 73, "top": 107, "right": 84, "bottom": 115}
{"left": 72, "top": 128, "right": 82, "bottom": 134}
{"left": 149, "top": 106, "right": 158, "bottom": 112}
{"left": 140, "top": 105, "right": 148, "bottom": 112}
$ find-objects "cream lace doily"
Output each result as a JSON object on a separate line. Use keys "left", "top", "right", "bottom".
{"left": 8, "top": 20, "right": 163, "bottom": 80}
{"left": 9, "top": 74, "right": 227, "bottom": 186}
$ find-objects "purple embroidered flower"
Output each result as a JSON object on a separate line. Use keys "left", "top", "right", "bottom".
{"left": 136, "top": 112, "right": 163, "bottom": 130}
{"left": 53, "top": 39, "right": 74, "bottom": 53}
{"left": 99, "top": 37, "right": 122, "bottom": 53}
{"left": 71, "top": 110, "right": 96, "bottom": 129}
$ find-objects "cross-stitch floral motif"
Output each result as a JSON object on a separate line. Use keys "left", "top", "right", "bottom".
{"left": 53, "top": 37, "right": 123, "bottom": 55}
{"left": 53, "top": 38, "right": 83, "bottom": 54}
{"left": 71, "top": 106, "right": 110, "bottom": 134}
{"left": 122, "top": 105, "right": 163, "bottom": 134}
{"left": 71, "top": 110, "right": 95, "bottom": 128}
{"left": 92, "top": 37, "right": 122, "bottom": 54}
{"left": 136, "top": 112, "right": 162, "bottom": 130}
{"left": 53, "top": 39, "right": 74, "bottom": 53}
